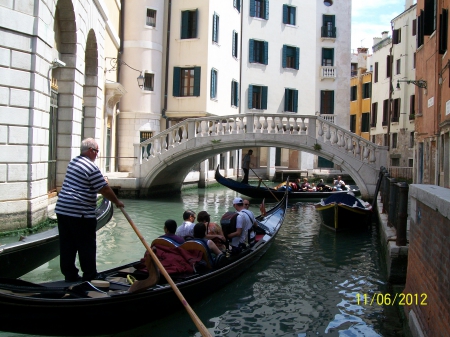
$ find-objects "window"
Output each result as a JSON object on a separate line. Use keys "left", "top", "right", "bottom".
{"left": 283, "top": 5, "right": 296, "bottom": 25}
{"left": 322, "top": 48, "right": 334, "bottom": 66}
{"left": 392, "top": 133, "right": 398, "bottom": 148}
{"left": 417, "top": 10, "right": 424, "bottom": 48}
{"left": 351, "top": 63, "right": 357, "bottom": 76}
{"left": 231, "top": 80, "right": 239, "bottom": 107}
{"left": 248, "top": 85, "right": 268, "bottom": 110}
{"left": 410, "top": 132, "right": 414, "bottom": 148}
{"left": 144, "top": 73, "right": 154, "bottom": 91}
{"left": 391, "top": 158, "right": 400, "bottom": 166}
{"left": 363, "top": 82, "right": 371, "bottom": 99}
{"left": 210, "top": 69, "right": 217, "bottom": 99}
{"left": 439, "top": 9, "right": 448, "bottom": 54}
{"left": 371, "top": 102, "right": 377, "bottom": 127}
{"left": 232, "top": 30, "right": 238, "bottom": 58}
{"left": 396, "top": 59, "right": 401, "bottom": 75}
{"left": 146, "top": 9, "right": 156, "bottom": 27}
{"left": 393, "top": 28, "right": 401, "bottom": 44}
{"left": 322, "top": 15, "right": 336, "bottom": 38}
{"left": 284, "top": 88, "right": 298, "bottom": 112}
{"left": 324, "top": 0, "right": 333, "bottom": 6}
{"left": 410, "top": 95, "right": 415, "bottom": 119}
{"left": 173, "top": 67, "right": 201, "bottom": 97}
{"left": 382, "top": 99, "right": 389, "bottom": 126}
{"left": 384, "top": 134, "right": 388, "bottom": 146}
{"left": 412, "top": 19, "right": 417, "bottom": 36}
{"left": 392, "top": 98, "right": 401, "bottom": 122}
{"left": 212, "top": 12, "right": 219, "bottom": 43}
{"left": 424, "top": 0, "right": 437, "bottom": 35}
{"left": 181, "top": 9, "right": 198, "bottom": 39}
{"left": 249, "top": 39, "right": 268, "bottom": 65}
{"left": 374, "top": 62, "right": 378, "bottom": 82}
{"left": 140, "top": 131, "right": 153, "bottom": 157}
{"left": 350, "top": 85, "right": 357, "bottom": 101}
{"left": 386, "top": 55, "right": 393, "bottom": 78}
{"left": 233, "top": 0, "right": 241, "bottom": 12}
{"left": 282, "top": 45, "right": 299, "bottom": 69}
{"left": 250, "top": 0, "right": 269, "bottom": 20}
{"left": 361, "top": 113, "right": 370, "bottom": 132}
{"left": 409, "top": 158, "right": 414, "bottom": 167}
{"left": 320, "top": 90, "right": 334, "bottom": 114}
{"left": 350, "top": 115, "right": 356, "bottom": 133}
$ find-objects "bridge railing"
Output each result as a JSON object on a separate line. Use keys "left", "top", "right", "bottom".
{"left": 136, "top": 114, "right": 384, "bottom": 167}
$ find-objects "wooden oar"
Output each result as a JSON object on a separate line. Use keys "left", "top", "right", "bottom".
{"left": 250, "top": 168, "right": 280, "bottom": 202}
{"left": 119, "top": 207, "right": 212, "bottom": 337}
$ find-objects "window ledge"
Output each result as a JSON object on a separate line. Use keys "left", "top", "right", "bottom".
{"left": 249, "top": 62, "right": 267, "bottom": 67}
{"left": 210, "top": 98, "right": 218, "bottom": 102}
{"left": 176, "top": 38, "right": 200, "bottom": 42}
{"left": 174, "top": 96, "right": 198, "bottom": 99}
{"left": 284, "top": 24, "right": 297, "bottom": 28}
{"left": 250, "top": 17, "right": 268, "bottom": 21}
{"left": 283, "top": 67, "right": 298, "bottom": 71}
{"left": 142, "top": 90, "right": 155, "bottom": 94}
{"left": 212, "top": 41, "right": 220, "bottom": 46}
{"left": 145, "top": 26, "right": 157, "bottom": 30}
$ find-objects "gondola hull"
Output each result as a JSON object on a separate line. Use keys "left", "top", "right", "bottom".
{"left": 0, "top": 194, "right": 288, "bottom": 335}
{"left": 0, "top": 198, "right": 113, "bottom": 278}
{"left": 315, "top": 193, "right": 372, "bottom": 232}
{"left": 215, "top": 166, "right": 360, "bottom": 200}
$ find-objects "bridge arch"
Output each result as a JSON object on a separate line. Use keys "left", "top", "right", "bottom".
{"left": 135, "top": 114, "right": 387, "bottom": 200}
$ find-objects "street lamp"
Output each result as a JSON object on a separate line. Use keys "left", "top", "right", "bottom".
{"left": 396, "top": 79, "right": 427, "bottom": 90}
{"left": 105, "top": 57, "right": 144, "bottom": 89}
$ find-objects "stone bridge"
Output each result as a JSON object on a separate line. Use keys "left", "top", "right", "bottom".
{"left": 133, "top": 114, "right": 388, "bottom": 200}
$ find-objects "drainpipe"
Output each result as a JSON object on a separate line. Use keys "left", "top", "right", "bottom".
{"left": 162, "top": 0, "right": 172, "bottom": 130}
{"left": 387, "top": 25, "right": 394, "bottom": 153}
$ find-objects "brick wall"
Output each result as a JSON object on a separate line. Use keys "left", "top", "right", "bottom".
{"left": 405, "top": 185, "right": 450, "bottom": 337}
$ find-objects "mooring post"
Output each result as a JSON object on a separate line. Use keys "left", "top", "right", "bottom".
{"left": 382, "top": 172, "right": 390, "bottom": 213}
{"left": 396, "top": 182, "right": 408, "bottom": 246}
{"left": 387, "top": 177, "right": 398, "bottom": 227}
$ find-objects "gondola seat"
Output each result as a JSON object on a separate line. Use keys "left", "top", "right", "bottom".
{"left": 179, "top": 240, "right": 214, "bottom": 269}
{"left": 151, "top": 237, "right": 180, "bottom": 249}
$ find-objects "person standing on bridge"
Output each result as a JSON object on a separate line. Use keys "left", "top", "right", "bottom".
{"left": 241, "top": 150, "right": 253, "bottom": 184}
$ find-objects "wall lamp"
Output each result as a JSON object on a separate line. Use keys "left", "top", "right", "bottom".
{"left": 396, "top": 79, "right": 427, "bottom": 90}
{"left": 105, "top": 57, "right": 145, "bottom": 89}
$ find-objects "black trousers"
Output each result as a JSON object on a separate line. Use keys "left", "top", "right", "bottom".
{"left": 242, "top": 168, "right": 249, "bottom": 184}
{"left": 57, "top": 214, "right": 98, "bottom": 281}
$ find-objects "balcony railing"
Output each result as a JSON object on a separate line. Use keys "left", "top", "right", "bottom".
{"left": 321, "top": 66, "right": 336, "bottom": 80}
{"left": 321, "top": 26, "right": 336, "bottom": 38}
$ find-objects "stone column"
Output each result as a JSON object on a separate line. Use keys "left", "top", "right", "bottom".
{"left": 198, "top": 159, "right": 208, "bottom": 188}
{"left": 224, "top": 151, "right": 230, "bottom": 177}
{"left": 266, "top": 147, "right": 276, "bottom": 180}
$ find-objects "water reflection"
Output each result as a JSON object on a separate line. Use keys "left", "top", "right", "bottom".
{"left": 3, "top": 187, "right": 403, "bottom": 337}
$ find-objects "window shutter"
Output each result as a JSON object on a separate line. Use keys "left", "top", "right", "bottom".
{"left": 412, "top": 19, "right": 417, "bottom": 36}
{"left": 424, "top": 0, "right": 435, "bottom": 35}
{"left": 248, "top": 85, "right": 253, "bottom": 109}
{"left": 330, "top": 48, "right": 334, "bottom": 65}
{"left": 193, "top": 66, "right": 201, "bottom": 96}
{"left": 392, "top": 29, "right": 399, "bottom": 44}
{"left": 282, "top": 45, "right": 287, "bottom": 68}
{"left": 235, "top": 81, "right": 239, "bottom": 107}
{"left": 263, "top": 41, "right": 269, "bottom": 65}
{"left": 232, "top": 30, "right": 236, "bottom": 56}
{"left": 264, "top": 0, "right": 269, "bottom": 20}
{"left": 284, "top": 88, "right": 289, "bottom": 111}
{"left": 193, "top": 9, "right": 198, "bottom": 38}
{"left": 249, "top": 0, "right": 255, "bottom": 17}
{"left": 283, "top": 4, "right": 288, "bottom": 24}
{"left": 210, "top": 69, "right": 216, "bottom": 98}
{"left": 236, "top": 0, "right": 241, "bottom": 12}
{"left": 173, "top": 67, "right": 181, "bottom": 96}
{"left": 293, "top": 90, "right": 298, "bottom": 112}
{"left": 439, "top": 9, "right": 448, "bottom": 54}
{"left": 295, "top": 47, "right": 300, "bottom": 70}
{"left": 212, "top": 13, "right": 217, "bottom": 42}
{"left": 249, "top": 39, "right": 255, "bottom": 63}
{"left": 181, "top": 11, "right": 189, "bottom": 39}
{"left": 261, "top": 86, "right": 268, "bottom": 110}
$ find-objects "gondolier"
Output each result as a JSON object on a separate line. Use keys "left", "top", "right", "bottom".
{"left": 55, "top": 138, "right": 124, "bottom": 282}
{"left": 241, "top": 149, "right": 253, "bottom": 184}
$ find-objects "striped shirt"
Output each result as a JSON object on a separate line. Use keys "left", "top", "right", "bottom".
{"left": 55, "top": 156, "right": 107, "bottom": 218}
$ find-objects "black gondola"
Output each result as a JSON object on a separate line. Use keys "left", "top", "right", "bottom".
{"left": 314, "top": 192, "right": 372, "bottom": 231}
{"left": 215, "top": 166, "right": 360, "bottom": 200}
{"left": 0, "top": 198, "right": 113, "bottom": 278}
{"left": 0, "top": 192, "right": 288, "bottom": 336}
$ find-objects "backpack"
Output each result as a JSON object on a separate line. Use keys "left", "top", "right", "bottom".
{"left": 220, "top": 212, "right": 239, "bottom": 239}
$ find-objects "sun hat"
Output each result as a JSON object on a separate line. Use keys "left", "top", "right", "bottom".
{"left": 233, "top": 197, "right": 243, "bottom": 205}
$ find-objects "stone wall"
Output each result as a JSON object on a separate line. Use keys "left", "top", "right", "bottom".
{"left": 405, "top": 185, "right": 450, "bottom": 336}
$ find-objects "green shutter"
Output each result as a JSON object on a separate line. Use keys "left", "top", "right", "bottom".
{"left": 193, "top": 9, "right": 198, "bottom": 38}
{"left": 235, "top": 81, "right": 239, "bottom": 106}
{"left": 212, "top": 13, "right": 217, "bottom": 42}
{"left": 249, "top": 39, "right": 254, "bottom": 63}
{"left": 283, "top": 4, "right": 288, "bottom": 24}
{"left": 293, "top": 90, "right": 298, "bottom": 112}
{"left": 282, "top": 45, "right": 287, "bottom": 68}
{"left": 250, "top": 0, "right": 255, "bottom": 17}
{"left": 173, "top": 67, "right": 181, "bottom": 96}
{"left": 210, "top": 69, "right": 216, "bottom": 98}
{"left": 295, "top": 47, "right": 300, "bottom": 69}
{"left": 264, "top": 0, "right": 269, "bottom": 20}
{"left": 232, "top": 31, "right": 236, "bottom": 57}
{"left": 194, "top": 66, "right": 201, "bottom": 96}
{"left": 248, "top": 85, "right": 253, "bottom": 109}
{"left": 261, "top": 86, "right": 268, "bottom": 110}
{"left": 181, "top": 11, "right": 189, "bottom": 39}
{"left": 331, "top": 91, "right": 334, "bottom": 114}
{"left": 263, "top": 41, "right": 268, "bottom": 65}
{"left": 284, "top": 88, "right": 289, "bottom": 111}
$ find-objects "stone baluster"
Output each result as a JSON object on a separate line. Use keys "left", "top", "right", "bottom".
{"left": 354, "top": 140, "right": 361, "bottom": 156}
{"left": 318, "top": 120, "right": 324, "bottom": 139}
{"left": 300, "top": 117, "right": 307, "bottom": 134}
{"left": 262, "top": 116, "right": 269, "bottom": 133}
{"left": 277, "top": 117, "right": 283, "bottom": 134}
{"left": 369, "top": 146, "right": 376, "bottom": 163}
{"left": 325, "top": 125, "right": 332, "bottom": 143}
{"left": 255, "top": 116, "right": 262, "bottom": 133}
{"left": 161, "top": 134, "right": 167, "bottom": 152}
{"left": 239, "top": 117, "right": 245, "bottom": 133}
{"left": 209, "top": 121, "right": 216, "bottom": 136}
{"left": 363, "top": 145, "right": 369, "bottom": 161}
{"left": 269, "top": 117, "right": 276, "bottom": 133}
{"left": 292, "top": 118, "right": 299, "bottom": 135}
{"left": 346, "top": 136, "right": 354, "bottom": 152}
{"left": 331, "top": 129, "right": 338, "bottom": 145}
{"left": 286, "top": 118, "right": 291, "bottom": 134}
{"left": 231, "top": 119, "right": 237, "bottom": 134}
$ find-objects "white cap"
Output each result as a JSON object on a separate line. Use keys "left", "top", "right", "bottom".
{"left": 233, "top": 197, "right": 243, "bottom": 205}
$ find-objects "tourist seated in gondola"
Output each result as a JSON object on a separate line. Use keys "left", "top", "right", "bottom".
{"left": 159, "top": 219, "right": 185, "bottom": 245}
{"left": 175, "top": 210, "right": 196, "bottom": 239}
{"left": 316, "top": 179, "right": 333, "bottom": 192}
{"left": 309, "top": 183, "right": 317, "bottom": 191}
{"left": 197, "top": 211, "right": 226, "bottom": 252}
{"left": 300, "top": 178, "right": 311, "bottom": 191}
{"left": 192, "top": 222, "right": 222, "bottom": 257}
{"left": 333, "top": 176, "right": 346, "bottom": 191}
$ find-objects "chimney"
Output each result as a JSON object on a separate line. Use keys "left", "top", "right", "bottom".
{"left": 381, "top": 31, "right": 389, "bottom": 39}
{"left": 405, "top": 0, "right": 413, "bottom": 10}
{"left": 373, "top": 37, "right": 382, "bottom": 46}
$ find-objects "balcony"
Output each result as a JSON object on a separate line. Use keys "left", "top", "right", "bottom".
{"left": 321, "top": 66, "right": 337, "bottom": 80}
{"left": 321, "top": 26, "right": 336, "bottom": 40}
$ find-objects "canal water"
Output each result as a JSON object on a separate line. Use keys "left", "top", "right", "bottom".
{"left": 2, "top": 185, "right": 404, "bottom": 337}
